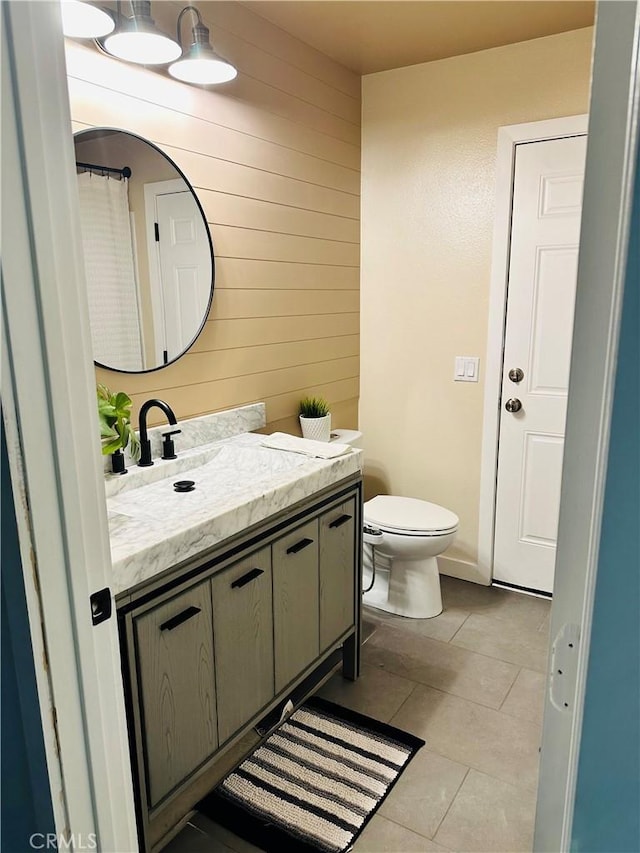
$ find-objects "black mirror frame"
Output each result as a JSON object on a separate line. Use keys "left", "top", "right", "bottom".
{"left": 74, "top": 126, "right": 215, "bottom": 375}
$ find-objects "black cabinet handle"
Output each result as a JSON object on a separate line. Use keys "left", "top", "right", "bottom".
{"left": 231, "top": 568, "right": 264, "bottom": 589}
{"left": 329, "top": 513, "right": 352, "bottom": 529}
{"left": 160, "top": 606, "right": 201, "bottom": 632}
{"left": 286, "top": 537, "right": 314, "bottom": 555}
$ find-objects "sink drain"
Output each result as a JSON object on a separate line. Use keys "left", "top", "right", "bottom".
{"left": 173, "top": 480, "right": 195, "bottom": 493}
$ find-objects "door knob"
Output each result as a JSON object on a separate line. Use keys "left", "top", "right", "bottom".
{"left": 505, "top": 398, "right": 523, "bottom": 413}
{"left": 508, "top": 368, "right": 524, "bottom": 383}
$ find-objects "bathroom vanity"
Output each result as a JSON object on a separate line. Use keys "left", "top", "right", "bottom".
{"left": 107, "top": 405, "right": 363, "bottom": 851}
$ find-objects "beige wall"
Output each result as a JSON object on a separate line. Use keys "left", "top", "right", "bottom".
{"left": 360, "top": 27, "right": 593, "bottom": 579}
{"left": 66, "top": 0, "right": 360, "bottom": 430}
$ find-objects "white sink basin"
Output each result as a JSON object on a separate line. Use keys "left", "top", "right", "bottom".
{"left": 107, "top": 441, "right": 308, "bottom": 523}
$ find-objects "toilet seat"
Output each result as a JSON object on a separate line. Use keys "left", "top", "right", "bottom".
{"left": 364, "top": 495, "right": 459, "bottom": 537}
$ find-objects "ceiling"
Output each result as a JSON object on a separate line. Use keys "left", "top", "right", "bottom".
{"left": 242, "top": 1, "right": 595, "bottom": 75}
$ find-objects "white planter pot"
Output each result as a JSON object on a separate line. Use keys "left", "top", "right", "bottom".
{"left": 299, "top": 413, "right": 331, "bottom": 442}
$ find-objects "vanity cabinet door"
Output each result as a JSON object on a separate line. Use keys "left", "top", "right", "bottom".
{"left": 272, "top": 519, "right": 319, "bottom": 693}
{"left": 211, "top": 547, "right": 274, "bottom": 744}
{"left": 134, "top": 580, "right": 217, "bottom": 807}
{"left": 319, "top": 497, "right": 357, "bottom": 652}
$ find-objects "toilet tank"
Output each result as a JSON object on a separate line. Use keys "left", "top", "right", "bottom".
{"left": 330, "top": 429, "right": 363, "bottom": 448}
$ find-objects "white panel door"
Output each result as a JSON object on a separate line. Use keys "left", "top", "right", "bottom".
{"left": 156, "top": 190, "right": 211, "bottom": 362}
{"left": 493, "top": 135, "right": 587, "bottom": 593}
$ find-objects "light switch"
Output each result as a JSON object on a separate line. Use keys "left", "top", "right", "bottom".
{"left": 454, "top": 356, "right": 480, "bottom": 382}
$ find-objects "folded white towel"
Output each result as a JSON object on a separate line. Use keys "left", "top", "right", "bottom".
{"left": 261, "top": 432, "right": 352, "bottom": 459}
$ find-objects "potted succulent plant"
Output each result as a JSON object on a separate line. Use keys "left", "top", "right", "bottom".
{"left": 298, "top": 395, "right": 331, "bottom": 442}
{"left": 97, "top": 384, "right": 140, "bottom": 474}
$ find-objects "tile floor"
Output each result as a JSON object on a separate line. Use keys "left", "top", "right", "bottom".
{"left": 164, "top": 576, "right": 551, "bottom": 853}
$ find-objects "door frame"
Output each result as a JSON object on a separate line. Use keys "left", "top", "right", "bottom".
{"left": 2, "top": 2, "right": 138, "bottom": 850}
{"left": 477, "top": 114, "right": 589, "bottom": 585}
{"left": 535, "top": 3, "right": 640, "bottom": 848}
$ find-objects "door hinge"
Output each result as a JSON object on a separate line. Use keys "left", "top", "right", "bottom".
{"left": 549, "top": 622, "right": 580, "bottom": 712}
{"left": 90, "top": 587, "right": 112, "bottom": 625}
{"left": 154, "top": 222, "right": 160, "bottom": 241}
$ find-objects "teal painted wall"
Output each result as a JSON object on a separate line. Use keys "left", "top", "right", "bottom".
{"left": 1, "top": 424, "right": 55, "bottom": 852}
{"left": 571, "top": 145, "right": 640, "bottom": 851}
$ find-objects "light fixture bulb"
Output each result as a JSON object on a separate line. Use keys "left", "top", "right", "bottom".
{"left": 101, "top": 1, "right": 181, "bottom": 65}
{"left": 61, "top": 1, "right": 115, "bottom": 38}
{"left": 104, "top": 30, "right": 182, "bottom": 64}
{"left": 169, "top": 52, "right": 237, "bottom": 84}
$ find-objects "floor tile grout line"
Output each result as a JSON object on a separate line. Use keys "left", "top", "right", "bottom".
{"left": 367, "top": 619, "right": 545, "bottom": 678}
{"left": 430, "top": 765, "right": 472, "bottom": 843}
{"left": 367, "top": 602, "right": 549, "bottom": 650}
{"left": 386, "top": 678, "right": 422, "bottom": 726}
{"left": 446, "top": 610, "right": 472, "bottom": 644}
{"left": 450, "top": 609, "right": 552, "bottom": 640}
{"left": 387, "top": 679, "right": 542, "bottom": 796}
{"left": 364, "top": 593, "right": 551, "bottom": 640}
{"left": 394, "top": 677, "right": 536, "bottom": 723}
{"left": 359, "top": 661, "right": 424, "bottom": 696}
{"left": 456, "top": 606, "right": 552, "bottom": 629}
{"left": 370, "top": 813, "right": 452, "bottom": 848}
{"left": 448, "top": 635, "right": 548, "bottom": 674}
{"left": 389, "top": 678, "right": 544, "bottom": 784}
{"left": 498, "top": 666, "right": 523, "bottom": 712}
{"left": 364, "top": 653, "right": 527, "bottom": 713}
{"left": 362, "top": 661, "right": 545, "bottom": 714}
{"left": 423, "top": 741, "right": 540, "bottom": 797}
{"left": 438, "top": 589, "right": 551, "bottom": 628}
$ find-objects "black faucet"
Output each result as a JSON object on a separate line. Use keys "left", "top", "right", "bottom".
{"left": 137, "top": 399, "right": 179, "bottom": 467}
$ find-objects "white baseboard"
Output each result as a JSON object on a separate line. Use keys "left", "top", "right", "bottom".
{"left": 439, "top": 555, "right": 491, "bottom": 586}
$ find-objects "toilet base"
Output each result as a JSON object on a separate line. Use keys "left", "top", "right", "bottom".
{"left": 363, "top": 555, "right": 443, "bottom": 619}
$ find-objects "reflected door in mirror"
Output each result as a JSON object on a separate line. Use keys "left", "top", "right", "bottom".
{"left": 147, "top": 182, "right": 212, "bottom": 366}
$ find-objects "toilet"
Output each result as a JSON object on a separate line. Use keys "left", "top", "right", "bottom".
{"left": 331, "top": 429, "right": 459, "bottom": 619}
{"left": 363, "top": 496, "right": 458, "bottom": 618}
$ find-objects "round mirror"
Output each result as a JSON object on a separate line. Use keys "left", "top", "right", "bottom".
{"left": 74, "top": 128, "right": 214, "bottom": 373}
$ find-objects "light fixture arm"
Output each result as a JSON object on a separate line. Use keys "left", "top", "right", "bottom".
{"left": 130, "top": 1, "right": 153, "bottom": 23}
{"left": 176, "top": 5, "right": 207, "bottom": 51}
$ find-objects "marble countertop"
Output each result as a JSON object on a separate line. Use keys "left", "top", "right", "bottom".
{"left": 108, "top": 432, "right": 362, "bottom": 596}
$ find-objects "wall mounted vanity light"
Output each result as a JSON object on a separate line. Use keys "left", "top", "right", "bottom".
{"left": 61, "top": 1, "right": 237, "bottom": 84}
{"left": 169, "top": 6, "right": 237, "bottom": 84}
{"left": 61, "top": 0, "right": 115, "bottom": 38}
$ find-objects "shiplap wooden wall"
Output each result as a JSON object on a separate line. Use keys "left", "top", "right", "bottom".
{"left": 66, "top": 0, "right": 360, "bottom": 431}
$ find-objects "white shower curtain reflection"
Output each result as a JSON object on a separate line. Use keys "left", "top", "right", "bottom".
{"left": 77, "top": 171, "right": 143, "bottom": 370}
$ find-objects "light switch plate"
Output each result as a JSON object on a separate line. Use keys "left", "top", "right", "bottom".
{"left": 454, "top": 356, "right": 480, "bottom": 382}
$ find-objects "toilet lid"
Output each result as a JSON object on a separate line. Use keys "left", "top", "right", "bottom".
{"left": 364, "top": 495, "right": 459, "bottom": 534}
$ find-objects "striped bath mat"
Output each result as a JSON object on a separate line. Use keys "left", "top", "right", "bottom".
{"left": 197, "top": 696, "right": 424, "bottom": 852}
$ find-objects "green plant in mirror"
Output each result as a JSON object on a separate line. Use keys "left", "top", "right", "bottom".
{"left": 298, "top": 396, "right": 330, "bottom": 418}
{"left": 97, "top": 384, "right": 140, "bottom": 460}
